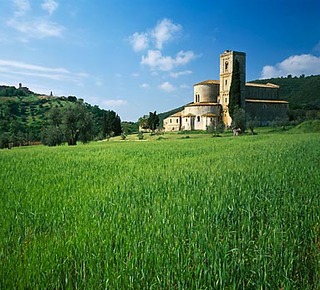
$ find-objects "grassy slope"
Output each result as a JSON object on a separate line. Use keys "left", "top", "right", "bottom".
{"left": 1, "top": 132, "right": 319, "bottom": 289}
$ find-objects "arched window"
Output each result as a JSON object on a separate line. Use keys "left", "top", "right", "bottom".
{"left": 225, "top": 61, "right": 229, "bottom": 72}
{"left": 197, "top": 116, "right": 200, "bottom": 122}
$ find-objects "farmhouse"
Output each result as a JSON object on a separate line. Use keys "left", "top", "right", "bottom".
{"left": 164, "top": 50, "right": 289, "bottom": 131}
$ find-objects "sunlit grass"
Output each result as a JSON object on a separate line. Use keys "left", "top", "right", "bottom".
{"left": 1, "top": 133, "right": 319, "bottom": 289}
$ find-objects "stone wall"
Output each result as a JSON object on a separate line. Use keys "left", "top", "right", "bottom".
{"left": 246, "top": 83, "right": 279, "bottom": 100}
{"left": 194, "top": 81, "right": 219, "bottom": 103}
{"left": 246, "top": 100, "right": 289, "bottom": 125}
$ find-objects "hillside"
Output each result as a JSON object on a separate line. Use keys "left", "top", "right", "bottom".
{"left": 0, "top": 85, "right": 122, "bottom": 147}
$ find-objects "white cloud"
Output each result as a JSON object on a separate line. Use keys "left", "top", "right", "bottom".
{"left": 129, "top": 32, "right": 149, "bottom": 52}
{"left": 7, "top": 0, "right": 64, "bottom": 39}
{"left": 0, "top": 59, "right": 88, "bottom": 83}
{"left": 129, "top": 18, "right": 182, "bottom": 52}
{"left": 7, "top": 18, "right": 64, "bottom": 39}
{"left": 170, "top": 70, "right": 192, "bottom": 78}
{"left": 151, "top": 18, "right": 181, "bottom": 50}
{"left": 140, "top": 83, "right": 150, "bottom": 88}
{"left": 13, "top": 0, "right": 31, "bottom": 16}
{"left": 41, "top": 0, "right": 59, "bottom": 15}
{"left": 158, "top": 81, "right": 176, "bottom": 92}
{"left": 0, "top": 59, "right": 68, "bottom": 74}
{"left": 141, "top": 50, "right": 197, "bottom": 71}
{"left": 261, "top": 54, "right": 320, "bottom": 79}
{"left": 103, "top": 99, "right": 128, "bottom": 106}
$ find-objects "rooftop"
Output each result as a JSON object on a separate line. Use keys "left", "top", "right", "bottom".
{"left": 194, "top": 80, "right": 220, "bottom": 86}
{"left": 246, "top": 99, "right": 288, "bottom": 104}
{"left": 185, "top": 102, "right": 220, "bottom": 107}
{"left": 246, "top": 82, "right": 280, "bottom": 89}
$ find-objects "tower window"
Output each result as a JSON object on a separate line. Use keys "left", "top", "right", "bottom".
{"left": 197, "top": 116, "right": 200, "bottom": 122}
{"left": 225, "top": 61, "right": 229, "bottom": 72}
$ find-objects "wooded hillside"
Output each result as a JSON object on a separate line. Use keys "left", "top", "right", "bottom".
{"left": 0, "top": 85, "right": 122, "bottom": 148}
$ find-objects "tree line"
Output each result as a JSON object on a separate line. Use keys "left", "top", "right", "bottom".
{"left": 0, "top": 89, "right": 122, "bottom": 148}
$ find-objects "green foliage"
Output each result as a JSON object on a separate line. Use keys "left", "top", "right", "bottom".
{"left": 0, "top": 85, "right": 122, "bottom": 147}
{"left": 138, "top": 131, "right": 144, "bottom": 140}
{"left": 0, "top": 132, "right": 12, "bottom": 149}
{"left": 229, "top": 59, "right": 242, "bottom": 118}
{"left": 147, "top": 111, "right": 160, "bottom": 131}
{"left": 207, "top": 119, "right": 225, "bottom": 137}
{"left": 0, "top": 134, "right": 319, "bottom": 289}
{"left": 291, "top": 119, "right": 320, "bottom": 133}
{"left": 102, "top": 110, "right": 122, "bottom": 137}
{"left": 41, "top": 126, "right": 64, "bottom": 146}
{"left": 246, "top": 116, "right": 259, "bottom": 134}
{"left": 122, "top": 121, "right": 139, "bottom": 135}
{"left": 231, "top": 107, "right": 246, "bottom": 131}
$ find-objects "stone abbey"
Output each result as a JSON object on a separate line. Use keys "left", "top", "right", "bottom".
{"left": 164, "top": 50, "right": 289, "bottom": 131}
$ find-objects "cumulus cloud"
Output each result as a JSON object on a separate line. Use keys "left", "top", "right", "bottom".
{"left": 151, "top": 18, "right": 181, "bottom": 50}
{"left": 158, "top": 81, "right": 176, "bottom": 92}
{"left": 129, "top": 18, "right": 197, "bottom": 74}
{"left": 261, "top": 54, "right": 320, "bottom": 79}
{"left": 129, "top": 32, "right": 149, "bottom": 52}
{"left": 41, "top": 0, "right": 59, "bottom": 15}
{"left": 141, "top": 50, "right": 197, "bottom": 71}
{"left": 129, "top": 18, "right": 182, "bottom": 52}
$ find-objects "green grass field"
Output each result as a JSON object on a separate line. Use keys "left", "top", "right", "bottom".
{"left": 1, "top": 132, "right": 319, "bottom": 289}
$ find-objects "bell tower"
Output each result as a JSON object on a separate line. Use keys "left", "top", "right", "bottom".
{"left": 219, "top": 50, "right": 246, "bottom": 126}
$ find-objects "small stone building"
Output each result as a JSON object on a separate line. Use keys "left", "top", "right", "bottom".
{"left": 163, "top": 50, "right": 289, "bottom": 131}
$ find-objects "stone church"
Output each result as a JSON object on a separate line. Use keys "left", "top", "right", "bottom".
{"left": 163, "top": 50, "right": 289, "bottom": 131}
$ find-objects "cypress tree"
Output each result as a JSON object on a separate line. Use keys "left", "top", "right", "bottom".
{"left": 229, "top": 59, "right": 241, "bottom": 119}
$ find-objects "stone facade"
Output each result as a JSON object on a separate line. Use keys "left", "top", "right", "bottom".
{"left": 163, "top": 50, "right": 289, "bottom": 131}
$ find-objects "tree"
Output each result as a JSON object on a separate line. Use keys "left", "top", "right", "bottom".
{"left": 138, "top": 116, "right": 149, "bottom": 130}
{"left": 0, "top": 132, "right": 12, "bottom": 149}
{"left": 41, "top": 126, "right": 64, "bottom": 146}
{"left": 102, "top": 110, "right": 122, "bottom": 138}
{"left": 147, "top": 111, "right": 160, "bottom": 132}
{"left": 48, "top": 106, "right": 62, "bottom": 127}
{"left": 246, "top": 115, "right": 259, "bottom": 135}
{"left": 229, "top": 59, "right": 241, "bottom": 119}
{"left": 63, "top": 104, "right": 94, "bottom": 145}
{"left": 232, "top": 107, "right": 246, "bottom": 132}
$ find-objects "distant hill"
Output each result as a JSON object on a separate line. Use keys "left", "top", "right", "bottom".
{"left": 0, "top": 85, "right": 122, "bottom": 146}
{"left": 251, "top": 74, "right": 320, "bottom": 109}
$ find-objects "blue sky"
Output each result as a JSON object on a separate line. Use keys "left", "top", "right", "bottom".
{"left": 0, "top": 0, "right": 319, "bottom": 121}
